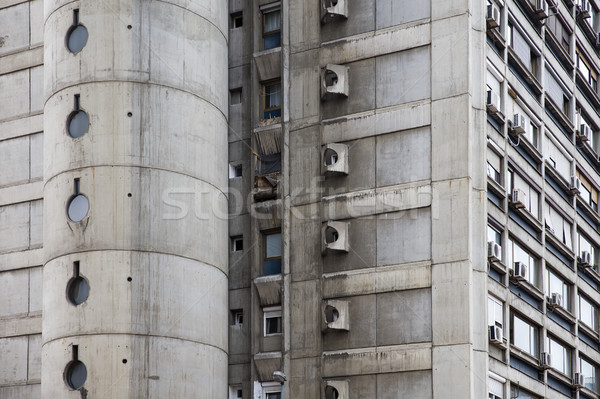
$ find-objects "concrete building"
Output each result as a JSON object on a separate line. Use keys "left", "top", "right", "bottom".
{"left": 2, "top": 0, "right": 600, "bottom": 398}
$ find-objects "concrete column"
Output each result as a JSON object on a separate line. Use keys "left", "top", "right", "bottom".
{"left": 42, "top": 0, "right": 229, "bottom": 397}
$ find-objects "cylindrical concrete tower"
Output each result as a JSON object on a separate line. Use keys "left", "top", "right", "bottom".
{"left": 42, "top": 0, "right": 229, "bottom": 397}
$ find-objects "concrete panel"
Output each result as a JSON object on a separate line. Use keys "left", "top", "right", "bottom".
{"left": 431, "top": 0, "right": 469, "bottom": 21}
{"left": 290, "top": 64, "right": 320, "bottom": 122}
{"left": 0, "top": 114, "right": 42, "bottom": 142}
{"left": 290, "top": 280, "right": 321, "bottom": 358}
{"left": 29, "top": 66, "right": 44, "bottom": 113}
{"left": 323, "top": 217, "right": 376, "bottom": 273}
{"left": 323, "top": 294, "right": 376, "bottom": 351}
{"left": 0, "top": 69, "right": 29, "bottom": 121}
{"left": 0, "top": 336, "right": 28, "bottom": 384}
{"left": 29, "top": 0, "right": 44, "bottom": 46}
{"left": 431, "top": 178, "right": 470, "bottom": 263}
{"left": 0, "top": 181, "right": 42, "bottom": 208}
{"left": 377, "top": 370, "right": 432, "bottom": 399}
{"left": 431, "top": 14, "right": 469, "bottom": 99}
{"left": 0, "top": 384, "right": 40, "bottom": 399}
{"left": 376, "top": 289, "right": 432, "bottom": 346}
{"left": 348, "top": 375, "right": 377, "bottom": 398}
{"left": 0, "top": 315, "right": 41, "bottom": 337}
{"left": 432, "top": 344, "right": 471, "bottom": 398}
{"left": 29, "top": 266, "right": 42, "bottom": 313}
{"left": 376, "top": 127, "right": 431, "bottom": 187}
{"left": 289, "top": 357, "right": 321, "bottom": 398}
{"left": 0, "top": 135, "right": 29, "bottom": 187}
{"left": 289, "top": 0, "right": 320, "bottom": 52}
{"left": 321, "top": 58, "right": 375, "bottom": 120}
{"left": 0, "top": 268, "right": 29, "bottom": 317}
{"left": 29, "top": 199, "right": 42, "bottom": 247}
{"left": 376, "top": 46, "right": 431, "bottom": 107}
{"left": 0, "top": 3, "right": 29, "bottom": 55}
{"left": 323, "top": 136, "right": 376, "bottom": 195}
{"left": 0, "top": 202, "right": 30, "bottom": 253}
{"left": 28, "top": 334, "right": 42, "bottom": 381}
{"left": 290, "top": 126, "right": 321, "bottom": 206}
{"left": 321, "top": 0, "right": 375, "bottom": 42}
{"left": 376, "top": 0, "right": 430, "bottom": 29}
{"left": 290, "top": 204, "right": 322, "bottom": 281}
{"left": 376, "top": 208, "right": 431, "bottom": 266}
{"left": 30, "top": 133, "right": 43, "bottom": 180}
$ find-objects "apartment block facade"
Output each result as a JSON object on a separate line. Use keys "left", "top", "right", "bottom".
{"left": 2, "top": 0, "right": 600, "bottom": 398}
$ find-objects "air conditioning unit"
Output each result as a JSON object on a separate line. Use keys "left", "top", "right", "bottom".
{"left": 486, "top": 4, "right": 501, "bottom": 29}
{"left": 569, "top": 175, "right": 581, "bottom": 194}
{"left": 511, "top": 113, "right": 527, "bottom": 135}
{"left": 488, "top": 241, "right": 502, "bottom": 262}
{"left": 321, "top": 0, "right": 348, "bottom": 21}
{"left": 511, "top": 188, "right": 527, "bottom": 209}
{"left": 489, "top": 325, "right": 503, "bottom": 344}
{"left": 578, "top": 0, "right": 592, "bottom": 18}
{"left": 321, "top": 64, "right": 349, "bottom": 99}
{"left": 580, "top": 250, "right": 592, "bottom": 267}
{"left": 540, "top": 352, "right": 552, "bottom": 368}
{"left": 536, "top": 0, "right": 549, "bottom": 19}
{"left": 322, "top": 300, "right": 349, "bottom": 332}
{"left": 549, "top": 292, "right": 563, "bottom": 308}
{"left": 511, "top": 261, "right": 528, "bottom": 280}
{"left": 322, "top": 143, "right": 349, "bottom": 176}
{"left": 578, "top": 124, "right": 591, "bottom": 141}
{"left": 574, "top": 372, "right": 585, "bottom": 387}
{"left": 487, "top": 89, "right": 500, "bottom": 114}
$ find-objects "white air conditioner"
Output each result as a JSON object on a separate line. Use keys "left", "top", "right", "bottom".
{"left": 511, "top": 188, "right": 527, "bottom": 209}
{"left": 486, "top": 4, "right": 501, "bottom": 29}
{"left": 536, "top": 0, "right": 549, "bottom": 19}
{"left": 321, "top": 0, "right": 348, "bottom": 21}
{"left": 574, "top": 372, "right": 585, "bottom": 387}
{"left": 322, "top": 300, "right": 349, "bottom": 332}
{"left": 512, "top": 113, "right": 527, "bottom": 135}
{"left": 489, "top": 325, "right": 503, "bottom": 345}
{"left": 580, "top": 250, "right": 592, "bottom": 267}
{"left": 322, "top": 143, "right": 349, "bottom": 176}
{"left": 569, "top": 175, "right": 581, "bottom": 194}
{"left": 540, "top": 352, "right": 552, "bottom": 368}
{"left": 511, "top": 261, "right": 528, "bottom": 280}
{"left": 321, "top": 64, "right": 349, "bottom": 99}
{"left": 578, "top": 124, "right": 591, "bottom": 141}
{"left": 549, "top": 292, "right": 563, "bottom": 308}
{"left": 487, "top": 89, "right": 500, "bottom": 114}
{"left": 488, "top": 241, "right": 502, "bottom": 262}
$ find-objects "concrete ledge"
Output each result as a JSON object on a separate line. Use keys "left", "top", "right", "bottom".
{"left": 322, "top": 181, "right": 431, "bottom": 220}
{"left": 0, "top": 114, "right": 43, "bottom": 142}
{"left": 253, "top": 351, "right": 282, "bottom": 382}
{"left": 0, "top": 0, "right": 27, "bottom": 10}
{"left": 254, "top": 274, "right": 282, "bottom": 306}
{"left": 0, "top": 248, "right": 44, "bottom": 272}
{"left": 0, "top": 314, "right": 41, "bottom": 337}
{"left": 0, "top": 181, "right": 43, "bottom": 207}
{"left": 322, "top": 343, "right": 431, "bottom": 377}
{"left": 322, "top": 261, "right": 431, "bottom": 298}
{"left": 0, "top": 47, "right": 43, "bottom": 76}
{"left": 322, "top": 100, "right": 430, "bottom": 143}
{"left": 320, "top": 20, "right": 430, "bottom": 65}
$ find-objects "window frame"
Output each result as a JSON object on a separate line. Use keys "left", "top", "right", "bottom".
{"left": 261, "top": 80, "right": 282, "bottom": 121}
{"left": 579, "top": 293, "right": 599, "bottom": 332}
{"left": 506, "top": 237, "right": 540, "bottom": 288}
{"left": 580, "top": 356, "right": 599, "bottom": 393}
{"left": 262, "top": 6, "right": 281, "bottom": 50}
{"left": 510, "top": 312, "right": 539, "bottom": 357}
{"left": 263, "top": 306, "right": 282, "bottom": 336}
{"left": 263, "top": 230, "right": 282, "bottom": 275}
{"left": 546, "top": 335, "right": 572, "bottom": 376}
{"left": 544, "top": 266, "right": 571, "bottom": 311}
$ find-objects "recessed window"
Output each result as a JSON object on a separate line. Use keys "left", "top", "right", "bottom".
{"left": 67, "top": 261, "right": 89, "bottom": 306}
{"left": 580, "top": 356, "right": 599, "bottom": 393}
{"left": 546, "top": 335, "right": 572, "bottom": 376}
{"left": 544, "top": 267, "right": 571, "bottom": 311}
{"left": 488, "top": 295, "right": 503, "bottom": 329}
{"left": 64, "top": 345, "right": 87, "bottom": 390}
{"left": 262, "top": 8, "right": 281, "bottom": 50}
{"left": 510, "top": 313, "right": 539, "bottom": 357}
{"left": 262, "top": 81, "right": 281, "bottom": 120}
{"left": 66, "top": 10, "right": 88, "bottom": 54}
{"left": 505, "top": 237, "right": 539, "bottom": 288}
{"left": 230, "top": 88, "right": 242, "bottom": 105}
{"left": 264, "top": 306, "right": 282, "bottom": 336}
{"left": 67, "top": 95, "right": 89, "bottom": 138}
{"left": 231, "top": 236, "right": 243, "bottom": 252}
{"left": 263, "top": 231, "right": 282, "bottom": 275}
{"left": 229, "top": 162, "right": 243, "bottom": 178}
{"left": 579, "top": 294, "right": 598, "bottom": 332}
{"left": 231, "top": 309, "right": 243, "bottom": 326}
{"left": 231, "top": 12, "right": 243, "bottom": 29}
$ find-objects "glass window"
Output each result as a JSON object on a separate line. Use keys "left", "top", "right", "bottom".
{"left": 579, "top": 294, "right": 598, "bottom": 331}
{"left": 577, "top": 169, "right": 599, "bottom": 211}
{"left": 263, "top": 9, "right": 281, "bottom": 50}
{"left": 487, "top": 150, "right": 502, "bottom": 183}
{"left": 544, "top": 268, "right": 571, "bottom": 311}
{"left": 581, "top": 357, "right": 599, "bottom": 393}
{"left": 508, "top": 169, "right": 539, "bottom": 217}
{"left": 506, "top": 238, "right": 539, "bottom": 288}
{"left": 263, "top": 231, "right": 282, "bottom": 275}
{"left": 263, "top": 306, "right": 282, "bottom": 336}
{"left": 488, "top": 296, "right": 503, "bottom": 328}
{"left": 262, "top": 81, "right": 281, "bottom": 120}
{"left": 488, "top": 373, "right": 504, "bottom": 399}
{"left": 510, "top": 313, "right": 539, "bottom": 356}
{"left": 488, "top": 224, "right": 502, "bottom": 245}
{"left": 545, "top": 204, "right": 572, "bottom": 249}
{"left": 510, "top": 385, "right": 539, "bottom": 399}
{"left": 547, "top": 335, "right": 571, "bottom": 376}
{"left": 578, "top": 231, "right": 598, "bottom": 267}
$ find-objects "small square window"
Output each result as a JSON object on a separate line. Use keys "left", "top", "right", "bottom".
{"left": 231, "top": 12, "right": 243, "bottom": 29}
{"left": 231, "top": 309, "right": 243, "bottom": 325}
{"left": 264, "top": 306, "right": 282, "bottom": 336}
{"left": 237, "top": 389, "right": 243, "bottom": 398}
{"left": 232, "top": 236, "right": 244, "bottom": 252}
{"left": 230, "top": 88, "right": 242, "bottom": 105}
{"left": 229, "top": 162, "right": 243, "bottom": 178}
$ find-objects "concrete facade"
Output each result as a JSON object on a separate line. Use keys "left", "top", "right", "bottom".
{"left": 2, "top": 0, "right": 600, "bottom": 398}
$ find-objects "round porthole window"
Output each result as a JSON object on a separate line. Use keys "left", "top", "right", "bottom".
{"left": 66, "top": 24, "right": 88, "bottom": 54}
{"left": 64, "top": 360, "right": 87, "bottom": 390}
{"left": 67, "top": 110, "right": 89, "bottom": 138}
{"left": 67, "top": 194, "right": 89, "bottom": 222}
{"left": 66, "top": 276, "right": 89, "bottom": 305}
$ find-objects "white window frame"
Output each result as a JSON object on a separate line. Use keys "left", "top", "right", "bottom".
{"left": 263, "top": 306, "right": 282, "bottom": 336}
{"left": 261, "top": 382, "right": 281, "bottom": 399}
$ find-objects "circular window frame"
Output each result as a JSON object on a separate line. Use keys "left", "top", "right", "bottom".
{"left": 63, "top": 360, "right": 87, "bottom": 390}
{"left": 67, "top": 194, "right": 90, "bottom": 222}
{"left": 65, "top": 24, "right": 89, "bottom": 54}
{"left": 66, "top": 275, "right": 90, "bottom": 306}
{"left": 66, "top": 109, "right": 90, "bottom": 138}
